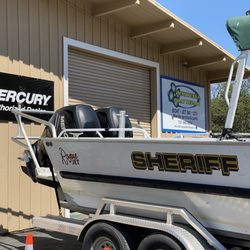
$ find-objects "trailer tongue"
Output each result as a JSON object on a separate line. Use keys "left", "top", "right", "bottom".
{"left": 12, "top": 12, "right": 250, "bottom": 250}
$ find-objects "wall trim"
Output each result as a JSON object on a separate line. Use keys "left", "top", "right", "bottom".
{"left": 63, "top": 37, "right": 161, "bottom": 137}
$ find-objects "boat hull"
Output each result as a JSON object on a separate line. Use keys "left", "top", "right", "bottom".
{"left": 43, "top": 137, "right": 250, "bottom": 237}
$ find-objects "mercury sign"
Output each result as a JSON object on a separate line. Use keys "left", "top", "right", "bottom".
{"left": 0, "top": 72, "right": 54, "bottom": 121}
{"left": 161, "top": 76, "right": 206, "bottom": 133}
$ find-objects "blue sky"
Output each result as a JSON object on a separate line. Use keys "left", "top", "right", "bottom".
{"left": 156, "top": 0, "right": 250, "bottom": 65}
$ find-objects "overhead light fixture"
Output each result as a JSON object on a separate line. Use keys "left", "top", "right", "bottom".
{"left": 182, "top": 61, "right": 188, "bottom": 67}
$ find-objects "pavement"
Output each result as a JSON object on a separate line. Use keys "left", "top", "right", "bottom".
{"left": 0, "top": 228, "right": 82, "bottom": 250}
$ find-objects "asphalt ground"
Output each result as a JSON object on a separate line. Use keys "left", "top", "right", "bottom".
{"left": 0, "top": 228, "right": 82, "bottom": 250}
{"left": 0, "top": 227, "right": 244, "bottom": 250}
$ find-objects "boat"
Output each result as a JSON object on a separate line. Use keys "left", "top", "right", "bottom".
{"left": 12, "top": 13, "right": 250, "bottom": 241}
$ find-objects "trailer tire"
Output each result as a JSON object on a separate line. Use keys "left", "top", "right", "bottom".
{"left": 82, "top": 222, "right": 131, "bottom": 250}
{"left": 137, "top": 233, "right": 183, "bottom": 250}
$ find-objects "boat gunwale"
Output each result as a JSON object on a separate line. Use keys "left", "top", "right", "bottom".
{"left": 41, "top": 137, "right": 250, "bottom": 146}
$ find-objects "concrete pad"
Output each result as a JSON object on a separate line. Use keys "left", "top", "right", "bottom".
{"left": 0, "top": 228, "right": 82, "bottom": 250}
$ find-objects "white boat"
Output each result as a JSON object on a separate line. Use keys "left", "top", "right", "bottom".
{"left": 43, "top": 136, "right": 250, "bottom": 238}
{"left": 12, "top": 13, "right": 250, "bottom": 243}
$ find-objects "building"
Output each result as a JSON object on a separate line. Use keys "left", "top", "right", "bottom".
{"left": 0, "top": 0, "right": 249, "bottom": 232}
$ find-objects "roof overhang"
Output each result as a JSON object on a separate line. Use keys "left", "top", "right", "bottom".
{"left": 89, "top": 0, "right": 250, "bottom": 83}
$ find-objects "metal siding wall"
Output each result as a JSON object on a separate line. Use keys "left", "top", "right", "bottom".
{"left": 68, "top": 49, "right": 151, "bottom": 135}
{"left": 0, "top": 0, "right": 209, "bottom": 231}
{"left": 0, "top": 0, "right": 62, "bottom": 232}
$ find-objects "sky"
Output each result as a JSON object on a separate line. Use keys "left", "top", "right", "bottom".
{"left": 156, "top": 0, "right": 250, "bottom": 65}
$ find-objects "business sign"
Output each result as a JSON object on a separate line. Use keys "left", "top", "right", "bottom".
{"left": 161, "top": 76, "right": 206, "bottom": 133}
{"left": 0, "top": 72, "right": 54, "bottom": 121}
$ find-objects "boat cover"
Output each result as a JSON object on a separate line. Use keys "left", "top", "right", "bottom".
{"left": 226, "top": 15, "right": 250, "bottom": 51}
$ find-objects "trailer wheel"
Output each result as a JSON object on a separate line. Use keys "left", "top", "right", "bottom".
{"left": 137, "top": 233, "right": 183, "bottom": 250}
{"left": 82, "top": 222, "right": 131, "bottom": 250}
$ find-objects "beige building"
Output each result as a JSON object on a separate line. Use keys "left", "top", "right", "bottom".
{"left": 0, "top": 0, "right": 249, "bottom": 232}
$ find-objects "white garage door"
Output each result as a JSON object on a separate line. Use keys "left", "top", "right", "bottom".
{"left": 68, "top": 48, "right": 151, "bottom": 136}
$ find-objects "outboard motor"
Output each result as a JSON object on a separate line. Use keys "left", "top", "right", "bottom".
{"left": 47, "top": 104, "right": 101, "bottom": 137}
{"left": 25, "top": 104, "right": 101, "bottom": 182}
{"left": 95, "top": 107, "right": 133, "bottom": 137}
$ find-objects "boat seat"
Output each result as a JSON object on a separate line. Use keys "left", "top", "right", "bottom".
{"left": 95, "top": 107, "right": 133, "bottom": 138}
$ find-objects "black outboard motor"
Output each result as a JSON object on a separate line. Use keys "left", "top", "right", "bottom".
{"left": 47, "top": 104, "right": 101, "bottom": 137}
{"left": 95, "top": 107, "right": 133, "bottom": 138}
{"left": 25, "top": 104, "right": 101, "bottom": 182}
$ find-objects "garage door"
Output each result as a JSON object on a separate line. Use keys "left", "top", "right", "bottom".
{"left": 68, "top": 48, "right": 151, "bottom": 136}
